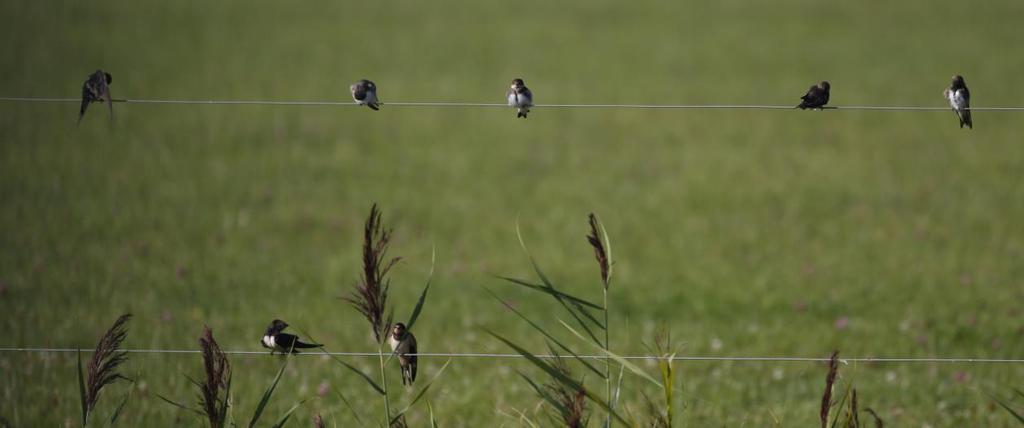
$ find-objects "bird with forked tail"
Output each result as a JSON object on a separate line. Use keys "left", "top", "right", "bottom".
{"left": 350, "top": 79, "right": 380, "bottom": 110}
{"left": 943, "top": 75, "right": 972, "bottom": 129}
{"left": 389, "top": 322, "right": 418, "bottom": 386}
{"left": 506, "top": 78, "right": 533, "bottom": 118}
{"left": 79, "top": 70, "right": 113, "bottom": 125}
{"left": 260, "top": 319, "right": 321, "bottom": 354}
{"left": 797, "top": 80, "right": 830, "bottom": 110}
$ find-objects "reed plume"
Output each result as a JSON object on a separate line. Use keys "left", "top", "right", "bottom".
{"left": 820, "top": 350, "right": 839, "bottom": 428}
{"left": 198, "top": 326, "right": 231, "bottom": 428}
{"left": 79, "top": 313, "right": 132, "bottom": 425}
{"left": 586, "top": 213, "right": 610, "bottom": 287}
{"left": 344, "top": 203, "right": 399, "bottom": 343}
{"left": 546, "top": 358, "right": 589, "bottom": 428}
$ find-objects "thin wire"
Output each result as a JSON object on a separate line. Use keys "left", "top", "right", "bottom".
{"left": 0, "top": 348, "right": 1020, "bottom": 363}
{"left": 2, "top": 96, "right": 1024, "bottom": 111}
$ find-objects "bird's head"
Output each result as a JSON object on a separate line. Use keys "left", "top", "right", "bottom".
{"left": 511, "top": 78, "right": 525, "bottom": 89}
{"left": 952, "top": 75, "right": 965, "bottom": 86}
{"left": 268, "top": 319, "right": 289, "bottom": 334}
{"left": 392, "top": 322, "right": 407, "bottom": 339}
{"left": 819, "top": 81, "right": 831, "bottom": 90}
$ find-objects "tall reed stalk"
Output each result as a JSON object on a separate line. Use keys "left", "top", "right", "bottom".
{"left": 587, "top": 213, "right": 614, "bottom": 426}
{"left": 492, "top": 213, "right": 657, "bottom": 427}
{"left": 77, "top": 313, "right": 132, "bottom": 427}
{"left": 331, "top": 204, "right": 447, "bottom": 426}
{"left": 343, "top": 204, "right": 398, "bottom": 425}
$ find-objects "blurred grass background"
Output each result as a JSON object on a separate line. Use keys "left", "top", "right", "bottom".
{"left": 1, "top": 0, "right": 1023, "bottom": 425}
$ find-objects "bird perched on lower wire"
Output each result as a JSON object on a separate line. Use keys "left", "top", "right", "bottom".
{"left": 260, "top": 319, "right": 321, "bottom": 354}
{"left": 506, "top": 78, "right": 533, "bottom": 118}
{"left": 943, "top": 75, "right": 972, "bottom": 129}
{"left": 350, "top": 79, "right": 380, "bottom": 110}
{"left": 78, "top": 70, "right": 113, "bottom": 125}
{"left": 389, "top": 322, "right": 418, "bottom": 385}
{"left": 797, "top": 81, "right": 831, "bottom": 110}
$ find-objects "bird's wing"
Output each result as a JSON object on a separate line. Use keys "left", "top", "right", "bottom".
{"left": 521, "top": 88, "right": 533, "bottom": 104}
{"left": 800, "top": 86, "right": 817, "bottom": 101}
{"left": 352, "top": 84, "right": 367, "bottom": 101}
{"left": 407, "top": 336, "right": 418, "bottom": 381}
{"left": 275, "top": 333, "right": 298, "bottom": 350}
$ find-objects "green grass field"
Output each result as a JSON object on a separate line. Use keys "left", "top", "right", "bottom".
{"left": 2, "top": 0, "right": 1023, "bottom": 426}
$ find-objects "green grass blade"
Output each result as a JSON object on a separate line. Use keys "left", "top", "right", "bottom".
{"left": 405, "top": 245, "right": 435, "bottom": 331}
{"left": 427, "top": 399, "right": 439, "bottom": 428}
{"left": 390, "top": 358, "right": 453, "bottom": 424}
{"left": 558, "top": 320, "right": 662, "bottom": 387}
{"left": 497, "top": 275, "right": 606, "bottom": 345}
{"left": 486, "top": 288, "right": 605, "bottom": 379}
{"left": 863, "top": 408, "right": 884, "bottom": 428}
{"left": 496, "top": 276, "right": 603, "bottom": 310}
{"left": 248, "top": 354, "right": 290, "bottom": 428}
{"left": 77, "top": 349, "right": 88, "bottom": 426}
{"left": 107, "top": 378, "right": 135, "bottom": 426}
{"left": 222, "top": 372, "right": 233, "bottom": 428}
{"left": 155, "top": 393, "right": 203, "bottom": 416}
{"left": 518, "top": 372, "right": 568, "bottom": 417}
{"left": 611, "top": 363, "right": 625, "bottom": 408}
{"left": 270, "top": 398, "right": 309, "bottom": 428}
{"left": 511, "top": 223, "right": 606, "bottom": 313}
{"left": 990, "top": 394, "right": 1024, "bottom": 424}
{"left": 297, "top": 328, "right": 386, "bottom": 395}
{"left": 333, "top": 386, "right": 366, "bottom": 426}
{"left": 828, "top": 383, "right": 852, "bottom": 428}
{"left": 486, "top": 330, "right": 629, "bottom": 426}
{"left": 503, "top": 407, "right": 541, "bottom": 428}
{"left": 660, "top": 354, "right": 675, "bottom": 426}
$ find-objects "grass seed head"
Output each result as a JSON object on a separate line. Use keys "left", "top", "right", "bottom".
{"left": 84, "top": 313, "right": 132, "bottom": 413}
{"left": 198, "top": 326, "right": 231, "bottom": 428}
{"left": 820, "top": 350, "right": 839, "bottom": 428}
{"left": 343, "top": 203, "right": 400, "bottom": 343}
{"left": 586, "top": 213, "right": 609, "bottom": 287}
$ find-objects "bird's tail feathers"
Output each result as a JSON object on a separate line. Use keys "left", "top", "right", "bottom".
{"left": 294, "top": 341, "right": 322, "bottom": 349}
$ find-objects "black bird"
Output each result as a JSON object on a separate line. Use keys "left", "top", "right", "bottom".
{"left": 260, "top": 319, "right": 321, "bottom": 354}
{"left": 350, "top": 79, "right": 380, "bottom": 110}
{"left": 506, "top": 78, "right": 533, "bottom": 118}
{"left": 797, "top": 80, "right": 831, "bottom": 110}
{"left": 943, "top": 75, "right": 972, "bottom": 129}
{"left": 78, "top": 70, "right": 113, "bottom": 125}
{"left": 388, "top": 323, "right": 418, "bottom": 385}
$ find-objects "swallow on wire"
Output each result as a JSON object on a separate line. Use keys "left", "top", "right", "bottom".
{"left": 350, "top": 79, "right": 380, "bottom": 110}
{"left": 506, "top": 78, "right": 533, "bottom": 118}
{"left": 943, "top": 75, "right": 972, "bottom": 129}
{"left": 797, "top": 80, "right": 830, "bottom": 110}
{"left": 388, "top": 322, "right": 417, "bottom": 385}
{"left": 79, "top": 70, "right": 113, "bottom": 125}
{"left": 260, "top": 319, "right": 321, "bottom": 354}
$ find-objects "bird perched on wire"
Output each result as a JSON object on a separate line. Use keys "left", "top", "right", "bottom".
{"left": 506, "top": 78, "right": 533, "bottom": 118}
{"left": 350, "top": 79, "right": 380, "bottom": 110}
{"left": 943, "top": 75, "right": 972, "bottom": 129}
{"left": 260, "top": 319, "right": 321, "bottom": 354}
{"left": 78, "top": 70, "right": 113, "bottom": 125}
{"left": 797, "top": 81, "right": 831, "bottom": 110}
{"left": 388, "top": 322, "right": 418, "bottom": 385}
